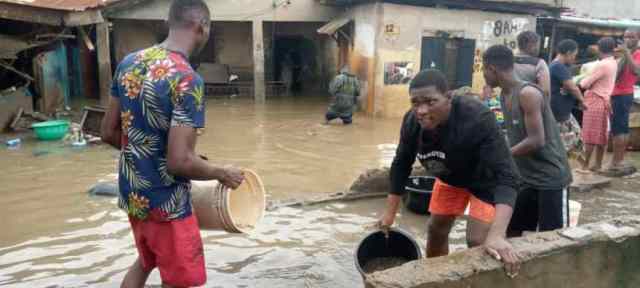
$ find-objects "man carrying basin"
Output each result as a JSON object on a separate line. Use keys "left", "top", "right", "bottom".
{"left": 101, "top": 0, "right": 244, "bottom": 287}
{"left": 378, "top": 69, "right": 522, "bottom": 276}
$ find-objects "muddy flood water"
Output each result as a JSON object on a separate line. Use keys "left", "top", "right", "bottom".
{"left": 2, "top": 96, "right": 640, "bottom": 287}
{"left": 0, "top": 97, "right": 445, "bottom": 287}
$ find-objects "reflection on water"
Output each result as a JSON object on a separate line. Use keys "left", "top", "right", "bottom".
{"left": 1, "top": 97, "right": 465, "bottom": 287}
{"left": 0, "top": 196, "right": 467, "bottom": 287}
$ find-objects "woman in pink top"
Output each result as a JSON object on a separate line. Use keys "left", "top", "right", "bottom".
{"left": 578, "top": 37, "right": 618, "bottom": 172}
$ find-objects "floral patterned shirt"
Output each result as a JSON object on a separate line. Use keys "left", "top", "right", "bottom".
{"left": 111, "top": 46, "right": 205, "bottom": 221}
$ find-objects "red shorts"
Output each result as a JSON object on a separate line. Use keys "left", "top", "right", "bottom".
{"left": 129, "top": 214, "right": 206, "bottom": 287}
{"left": 428, "top": 178, "right": 496, "bottom": 223}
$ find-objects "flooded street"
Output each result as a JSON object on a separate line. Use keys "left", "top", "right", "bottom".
{"left": 0, "top": 96, "right": 423, "bottom": 287}
{"left": 3, "top": 96, "right": 640, "bottom": 287}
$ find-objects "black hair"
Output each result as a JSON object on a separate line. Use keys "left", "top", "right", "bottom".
{"left": 517, "top": 31, "right": 540, "bottom": 50}
{"left": 168, "top": 0, "right": 211, "bottom": 28}
{"left": 483, "top": 45, "right": 514, "bottom": 71}
{"left": 556, "top": 39, "right": 578, "bottom": 55}
{"left": 409, "top": 69, "right": 448, "bottom": 94}
{"left": 598, "top": 37, "right": 616, "bottom": 54}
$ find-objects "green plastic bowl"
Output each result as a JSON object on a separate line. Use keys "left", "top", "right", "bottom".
{"left": 32, "top": 120, "right": 70, "bottom": 141}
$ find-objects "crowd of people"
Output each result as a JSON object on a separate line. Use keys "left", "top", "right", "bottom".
{"left": 100, "top": 0, "right": 640, "bottom": 284}
{"left": 379, "top": 28, "right": 640, "bottom": 278}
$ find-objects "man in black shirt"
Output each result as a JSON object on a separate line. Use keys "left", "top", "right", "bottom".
{"left": 378, "top": 69, "right": 521, "bottom": 276}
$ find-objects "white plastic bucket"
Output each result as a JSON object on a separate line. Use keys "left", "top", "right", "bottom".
{"left": 191, "top": 169, "right": 266, "bottom": 233}
{"left": 569, "top": 200, "right": 582, "bottom": 227}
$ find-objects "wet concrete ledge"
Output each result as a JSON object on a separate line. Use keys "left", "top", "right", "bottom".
{"left": 366, "top": 216, "right": 640, "bottom": 288}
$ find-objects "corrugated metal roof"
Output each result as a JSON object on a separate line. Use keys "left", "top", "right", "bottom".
{"left": 0, "top": 0, "right": 123, "bottom": 11}
{"left": 559, "top": 15, "right": 640, "bottom": 29}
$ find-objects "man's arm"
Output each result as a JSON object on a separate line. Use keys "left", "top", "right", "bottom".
{"left": 167, "top": 74, "right": 244, "bottom": 188}
{"left": 328, "top": 75, "right": 341, "bottom": 96}
{"left": 579, "top": 61, "right": 606, "bottom": 90}
{"left": 474, "top": 111, "right": 521, "bottom": 275}
{"left": 563, "top": 79, "right": 586, "bottom": 109}
{"left": 485, "top": 204, "right": 520, "bottom": 276}
{"left": 100, "top": 96, "right": 122, "bottom": 150}
{"left": 511, "top": 86, "right": 545, "bottom": 156}
{"left": 379, "top": 112, "right": 419, "bottom": 228}
{"left": 167, "top": 126, "right": 242, "bottom": 188}
{"left": 537, "top": 61, "right": 551, "bottom": 99}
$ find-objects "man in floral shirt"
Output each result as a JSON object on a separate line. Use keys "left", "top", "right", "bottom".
{"left": 101, "top": 1, "right": 244, "bottom": 287}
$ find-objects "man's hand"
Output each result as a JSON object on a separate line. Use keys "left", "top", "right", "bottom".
{"left": 220, "top": 167, "right": 245, "bottom": 189}
{"left": 578, "top": 100, "right": 588, "bottom": 111}
{"left": 484, "top": 235, "right": 521, "bottom": 278}
{"left": 376, "top": 212, "right": 396, "bottom": 237}
{"left": 376, "top": 194, "right": 402, "bottom": 237}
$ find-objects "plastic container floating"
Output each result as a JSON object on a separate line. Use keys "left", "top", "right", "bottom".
{"left": 569, "top": 200, "right": 582, "bottom": 227}
{"left": 403, "top": 176, "right": 435, "bottom": 215}
{"left": 355, "top": 228, "right": 422, "bottom": 276}
{"left": 6, "top": 138, "right": 21, "bottom": 146}
{"left": 191, "top": 169, "right": 266, "bottom": 233}
{"left": 32, "top": 120, "right": 70, "bottom": 141}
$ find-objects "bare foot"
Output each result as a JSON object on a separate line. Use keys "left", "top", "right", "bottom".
{"left": 575, "top": 168, "right": 592, "bottom": 174}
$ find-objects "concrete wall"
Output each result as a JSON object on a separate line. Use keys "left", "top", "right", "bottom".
{"left": 109, "top": 0, "right": 340, "bottom": 22}
{"left": 565, "top": 0, "right": 640, "bottom": 20}
{"left": 214, "top": 21, "right": 253, "bottom": 79}
{"left": 112, "top": 20, "right": 254, "bottom": 78}
{"left": 366, "top": 216, "right": 640, "bottom": 288}
{"left": 112, "top": 20, "right": 161, "bottom": 63}
{"left": 346, "top": 3, "right": 380, "bottom": 114}
{"left": 370, "top": 3, "right": 535, "bottom": 118}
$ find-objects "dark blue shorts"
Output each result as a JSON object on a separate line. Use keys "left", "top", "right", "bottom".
{"left": 326, "top": 111, "right": 353, "bottom": 124}
{"left": 610, "top": 94, "right": 634, "bottom": 135}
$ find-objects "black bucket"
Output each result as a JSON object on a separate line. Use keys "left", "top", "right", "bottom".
{"left": 402, "top": 176, "right": 435, "bottom": 215}
{"left": 355, "top": 228, "right": 422, "bottom": 276}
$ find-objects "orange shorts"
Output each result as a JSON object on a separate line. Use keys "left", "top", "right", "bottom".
{"left": 428, "top": 178, "right": 496, "bottom": 223}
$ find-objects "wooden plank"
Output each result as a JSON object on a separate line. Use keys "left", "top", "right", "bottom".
{"left": 0, "top": 3, "right": 63, "bottom": 26}
{"left": 64, "top": 10, "right": 105, "bottom": 27}
{"left": 96, "top": 22, "right": 112, "bottom": 106}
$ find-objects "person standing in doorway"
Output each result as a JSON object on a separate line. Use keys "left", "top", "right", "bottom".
{"left": 101, "top": 1, "right": 245, "bottom": 287}
{"left": 482, "top": 45, "right": 572, "bottom": 237}
{"left": 514, "top": 31, "right": 551, "bottom": 100}
{"left": 325, "top": 66, "right": 360, "bottom": 125}
{"left": 607, "top": 28, "right": 640, "bottom": 173}
{"left": 578, "top": 37, "right": 618, "bottom": 173}
{"left": 550, "top": 39, "right": 586, "bottom": 160}
{"left": 378, "top": 69, "right": 521, "bottom": 277}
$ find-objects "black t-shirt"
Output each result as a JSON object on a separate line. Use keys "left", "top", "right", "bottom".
{"left": 389, "top": 95, "right": 520, "bottom": 207}
{"left": 549, "top": 60, "right": 575, "bottom": 122}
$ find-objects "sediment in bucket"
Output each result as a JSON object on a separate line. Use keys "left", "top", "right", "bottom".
{"left": 191, "top": 169, "right": 266, "bottom": 233}
{"left": 355, "top": 228, "right": 422, "bottom": 276}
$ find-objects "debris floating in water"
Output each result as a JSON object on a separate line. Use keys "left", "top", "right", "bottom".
{"left": 363, "top": 257, "right": 408, "bottom": 274}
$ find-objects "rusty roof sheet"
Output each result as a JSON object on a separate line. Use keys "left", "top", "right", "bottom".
{"left": 0, "top": 0, "right": 123, "bottom": 11}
